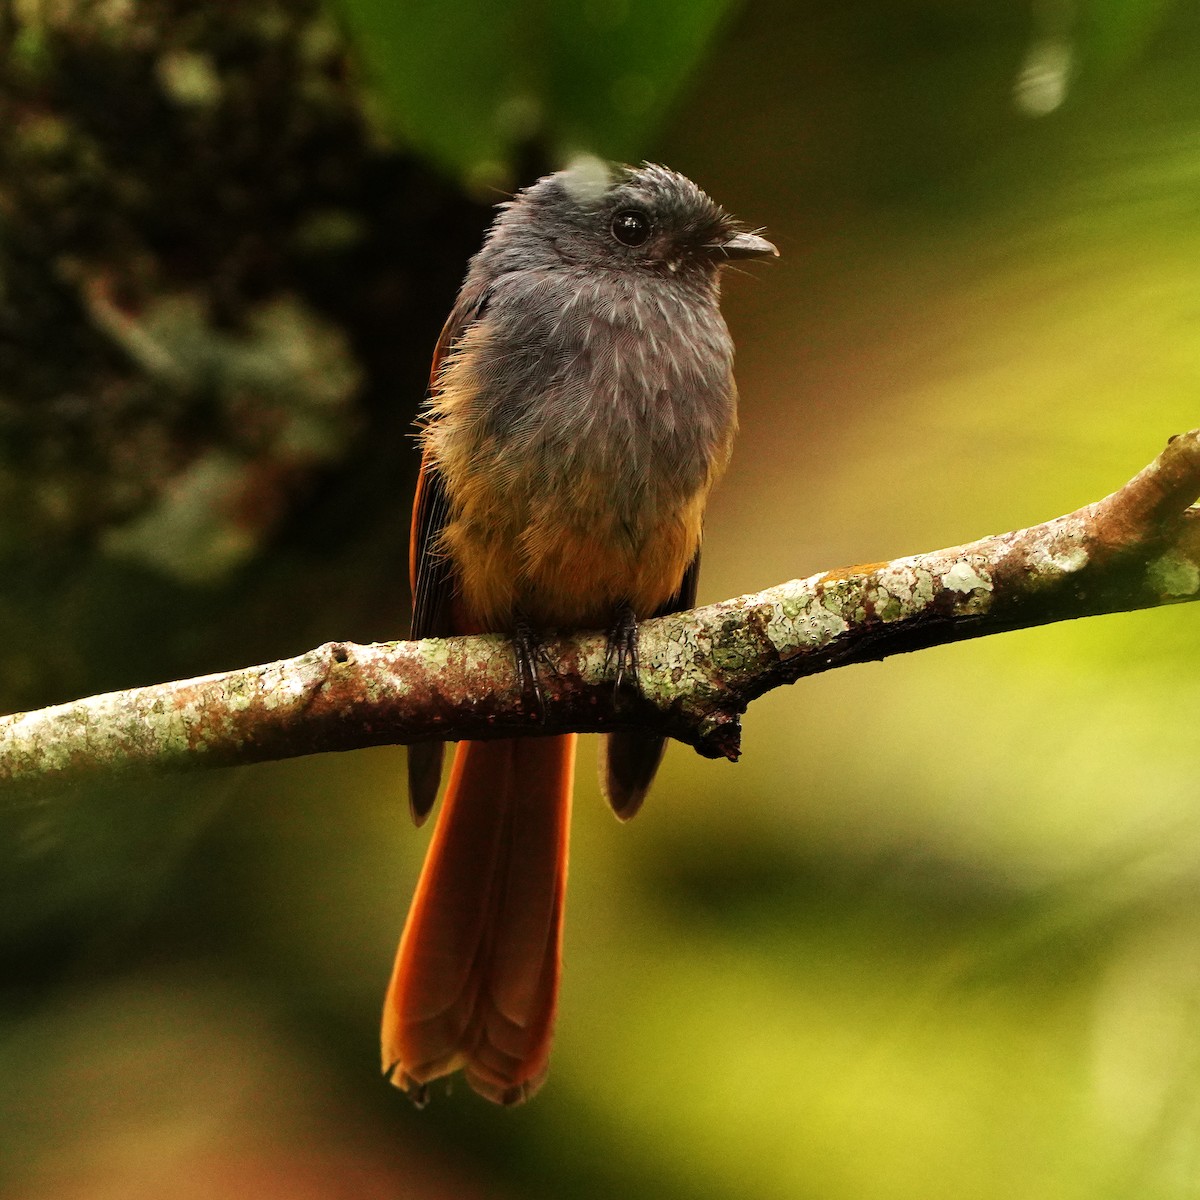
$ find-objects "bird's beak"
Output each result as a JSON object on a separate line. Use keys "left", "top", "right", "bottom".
{"left": 707, "top": 231, "right": 779, "bottom": 261}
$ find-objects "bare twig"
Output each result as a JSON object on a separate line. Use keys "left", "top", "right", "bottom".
{"left": 3, "top": 431, "right": 1198, "bottom": 790}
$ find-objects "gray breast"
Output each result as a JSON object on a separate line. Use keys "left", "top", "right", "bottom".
{"left": 469, "top": 268, "right": 736, "bottom": 525}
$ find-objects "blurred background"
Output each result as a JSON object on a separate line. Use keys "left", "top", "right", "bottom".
{"left": 2, "top": 0, "right": 1200, "bottom": 1196}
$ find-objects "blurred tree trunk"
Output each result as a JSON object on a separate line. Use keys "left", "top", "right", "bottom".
{"left": 0, "top": 0, "right": 499, "bottom": 963}
{"left": 0, "top": 0, "right": 489, "bottom": 713}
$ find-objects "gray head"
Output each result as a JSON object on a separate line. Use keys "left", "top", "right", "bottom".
{"left": 472, "top": 159, "right": 777, "bottom": 285}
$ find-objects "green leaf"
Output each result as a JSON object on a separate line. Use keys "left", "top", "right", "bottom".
{"left": 546, "top": 0, "right": 733, "bottom": 163}
{"left": 329, "top": 0, "right": 737, "bottom": 185}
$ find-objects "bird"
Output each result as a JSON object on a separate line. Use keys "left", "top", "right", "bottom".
{"left": 381, "top": 158, "right": 776, "bottom": 1105}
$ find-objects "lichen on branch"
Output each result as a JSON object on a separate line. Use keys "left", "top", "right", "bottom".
{"left": 1, "top": 430, "right": 1198, "bottom": 790}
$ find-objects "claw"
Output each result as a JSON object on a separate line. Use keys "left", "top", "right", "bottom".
{"left": 513, "top": 617, "right": 547, "bottom": 721}
{"left": 604, "top": 603, "right": 641, "bottom": 698}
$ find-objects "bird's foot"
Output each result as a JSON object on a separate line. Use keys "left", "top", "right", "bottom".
{"left": 513, "top": 617, "right": 547, "bottom": 721}
{"left": 604, "top": 603, "right": 642, "bottom": 699}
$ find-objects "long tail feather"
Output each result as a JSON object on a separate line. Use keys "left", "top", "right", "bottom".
{"left": 382, "top": 735, "right": 575, "bottom": 1105}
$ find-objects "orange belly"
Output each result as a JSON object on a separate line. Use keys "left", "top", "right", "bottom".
{"left": 440, "top": 481, "right": 707, "bottom": 628}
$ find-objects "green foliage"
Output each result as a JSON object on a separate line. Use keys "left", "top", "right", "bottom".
{"left": 329, "top": 0, "right": 735, "bottom": 185}
{"left": 1080, "top": 0, "right": 1179, "bottom": 76}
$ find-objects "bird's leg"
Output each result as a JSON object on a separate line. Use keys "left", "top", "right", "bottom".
{"left": 604, "top": 602, "right": 641, "bottom": 698}
{"left": 513, "top": 613, "right": 547, "bottom": 721}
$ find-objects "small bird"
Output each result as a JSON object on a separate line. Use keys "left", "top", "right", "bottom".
{"left": 381, "top": 159, "right": 776, "bottom": 1105}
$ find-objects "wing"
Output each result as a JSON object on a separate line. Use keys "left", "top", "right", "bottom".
{"left": 409, "top": 281, "right": 491, "bottom": 638}
{"left": 657, "top": 549, "right": 701, "bottom": 620}
{"left": 407, "top": 285, "right": 491, "bottom": 824}
{"left": 601, "top": 548, "right": 702, "bottom": 820}
{"left": 408, "top": 453, "right": 454, "bottom": 643}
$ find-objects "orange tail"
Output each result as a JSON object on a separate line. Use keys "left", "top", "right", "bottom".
{"left": 382, "top": 735, "right": 576, "bottom": 1105}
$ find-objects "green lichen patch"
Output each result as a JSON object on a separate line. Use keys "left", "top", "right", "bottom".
{"left": 1147, "top": 550, "right": 1200, "bottom": 598}
{"left": 941, "top": 560, "right": 993, "bottom": 596}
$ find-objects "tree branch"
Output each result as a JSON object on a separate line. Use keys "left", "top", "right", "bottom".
{"left": 4, "top": 430, "right": 1199, "bottom": 790}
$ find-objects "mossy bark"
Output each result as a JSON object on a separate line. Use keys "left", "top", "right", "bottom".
{"left": 4, "top": 430, "right": 1197, "bottom": 790}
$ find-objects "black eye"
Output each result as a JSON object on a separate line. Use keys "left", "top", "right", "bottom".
{"left": 611, "top": 209, "right": 652, "bottom": 247}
